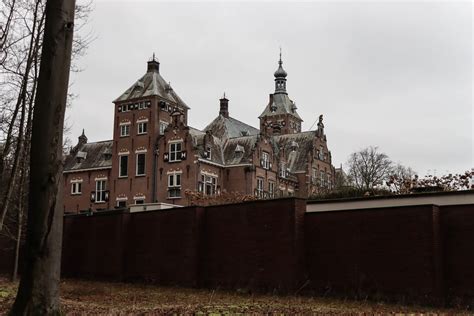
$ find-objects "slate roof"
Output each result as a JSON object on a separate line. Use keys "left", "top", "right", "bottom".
{"left": 114, "top": 69, "right": 189, "bottom": 109}
{"left": 259, "top": 93, "right": 302, "bottom": 121}
{"left": 223, "top": 135, "right": 258, "bottom": 165}
{"left": 272, "top": 131, "right": 316, "bottom": 172}
{"left": 64, "top": 140, "right": 113, "bottom": 172}
{"left": 204, "top": 115, "right": 260, "bottom": 140}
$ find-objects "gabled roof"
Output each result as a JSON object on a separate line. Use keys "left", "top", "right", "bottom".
{"left": 204, "top": 115, "right": 259, "bottom": 140}
{"left": 114, "top": 69, "right": 189, "bottom": 109}
{"left": 64, "top": 140, "right": 113, "bottom": 172}
{"left": 259, "top": 93, "right": 302, "bottom": 121}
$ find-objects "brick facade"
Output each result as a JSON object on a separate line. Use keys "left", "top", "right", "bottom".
{"left": 62, "top": 56, "right": 336, "bottom": 213}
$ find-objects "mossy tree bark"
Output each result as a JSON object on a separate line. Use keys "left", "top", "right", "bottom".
{"left": 9, "top": 0, "right": 75, "bottom": 314}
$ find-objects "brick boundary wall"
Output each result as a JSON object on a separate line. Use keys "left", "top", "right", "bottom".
{"left": 1, "top": 197, "right": 474, "bottom": 305}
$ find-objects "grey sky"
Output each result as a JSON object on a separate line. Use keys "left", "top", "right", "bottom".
{"left": 68, "top": 0, "right": 473, "bottom": 176}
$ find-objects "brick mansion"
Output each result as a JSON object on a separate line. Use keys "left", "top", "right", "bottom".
{"left": 63, "top": 55, "right": 336, "bottom": 213}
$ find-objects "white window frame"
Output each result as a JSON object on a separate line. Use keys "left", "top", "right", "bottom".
{"left": 120, "top": 124, "right": 130, "bottom": 137}
{"left": 256, "top": 177, "right": 264, "bottom": 198}
{"left": 320, "top": 171, "right": 325, "bottom": 187}
{"left": 95, "top": 180, "right": 106, "bottom": 203}
{"left": 199, "top": 174, "right": 217, "bottom": 196}
{"left": 268, "top": 181, "right": 275, "bottom": 198}
{"left": 262, "top": 152, "right": 270, "bottom": 169}
{"left": 279, "top": 162, "right": 286, "bottom": 178}
{"left": 205, "top": 146, "right": 212, "bottom": 160}
{"left": 136, "top": 153, "right": 146, "bottom": 176}
{"left": 319, "top": 146, "right": 324, "bottom": 160}
{"left": 159, "top": 121, "right": 169, "bottom": 135}
{"left": 137, "top": 121, "right": 147, "bottom": 135}
{"left": 71, "top": 181, "right": 82, "bottom": 195}
{"left": 119, "top": 155, "right": 128, "bottom": 177}
{"left": 168, "top": 172, "right": 182, "bottom": 198}
{"left": 169, "top": 142, "right": 182, "bottom": 162}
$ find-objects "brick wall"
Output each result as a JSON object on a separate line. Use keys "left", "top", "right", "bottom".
{"left": 305, "top": 205, "right": 442, "bottom": 302}
{"left": 201, "top": 198, "right": 306, "bottom": 292}
{"left": 3, "top": 197, "right": 474, "bottom": 305}
{"left": 441, "top": 204, "right": 474, "bottom": 300}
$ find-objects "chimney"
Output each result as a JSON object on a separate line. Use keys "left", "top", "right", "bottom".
{"left": 147, "top": 54, "right": 160, "bottom": 73}
{"left": 219, "top": 94, "right": 229, "bottom": 118}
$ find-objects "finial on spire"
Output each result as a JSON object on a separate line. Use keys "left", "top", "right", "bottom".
{"left": 223, "top": 92, "right": 226, "bottom": 99}
{"left": 279, "top": 47, "right": 282, "bottom": 64}
{"left": 81, "top": 128, "right": 85, "bottom": 136}
{"left": 152, "top": 52, "right": 156, "bottom": 61}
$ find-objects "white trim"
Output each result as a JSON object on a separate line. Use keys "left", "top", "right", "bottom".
{"left": 168, "top": 138, "right": 183, "bottom": 144}
{"left": 197, "top": 158, "right": 252, "bottom": 168}
{"left": 201, "top": 170, "right": 218, "bottom": 177}
{"left": 64, "top": 166, "right": 112, "bottom": 174}
{"left": 306, "top": 192, "right": 474, "bottom": 213}
{"left": 94, "top": 177, "right": 108, "bottom": 181}
{"left": 119, "top": 121, "right": 131, "bottom": 126}
{"left": 166, "top": 170, "right": 183, "bottom": 175}
{"left": 136, "top": 118, "right": 149, "bottom": 123}
{"left": 133, "top": 195, "right": 146, "bottom": 200}
{"left": 118, "top": 151, "right": 130, "bottom": 155}
{"left": 116, "top": 196, "right": 128, "bottom": 201}
{"left": 135, "top": 148, "right": 148, "bottom": 153}
{"left": 70, "top": 179, "right": 83, "bottom": 183}
{"left": 135, "top": 152, "right": 146, "bottom": 176}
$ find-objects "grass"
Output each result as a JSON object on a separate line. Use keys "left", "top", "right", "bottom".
{"left": 0, "top": 276, "right": 471, "bottom": 315}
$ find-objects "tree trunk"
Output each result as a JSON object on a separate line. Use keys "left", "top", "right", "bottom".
{"left": 9, "top": 0, "right": 75, "bottom": 314}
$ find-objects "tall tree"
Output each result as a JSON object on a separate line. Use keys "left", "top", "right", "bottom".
{"left": 9, "top": 0, "right": 75, "bottom": 314}
{"left": 346, "top": 146, "right": 393, "bottom": 191}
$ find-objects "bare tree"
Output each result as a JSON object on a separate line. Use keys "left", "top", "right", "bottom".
{"left": 386, "top": 163, "right": 417, "bottom": 194}
{"left": 9, "top": 0, "right": 75, "bottom": 313}
{"left": 346, "top": 146, "right": 393, "bottom": 191}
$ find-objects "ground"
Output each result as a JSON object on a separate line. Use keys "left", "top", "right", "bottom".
{"left": 0, "top": 277, "right": 470, "bottom": 315}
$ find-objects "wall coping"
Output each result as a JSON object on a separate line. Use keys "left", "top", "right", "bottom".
{"left": 307, "top": 190, "right": 474, "bottom": 213}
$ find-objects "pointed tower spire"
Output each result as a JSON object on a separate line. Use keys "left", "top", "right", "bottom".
{"left": 78, "top": 129, "right": 87, "bottom": 145}
{"left": 274, "top": 49, "right": 287, "bottom": 94}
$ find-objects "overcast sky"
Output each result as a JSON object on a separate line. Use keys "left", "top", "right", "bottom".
{"left": 68, "top": 0, "right": 473, "bottom": 176}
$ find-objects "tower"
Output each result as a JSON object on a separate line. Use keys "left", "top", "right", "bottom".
{"left": 259, "top": 53, "right": 302, "bottom": 136}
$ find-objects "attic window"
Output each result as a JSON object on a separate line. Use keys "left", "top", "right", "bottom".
{"left": 76, "top": 151, "right": 87, "bottom": 163}
{"left": 235, "top": 144, "right": 245, "bottom": 153}
{"left": 270, "top": 105, "right": 277, "bottom": 112}
{"left": 240, "top": 131, "right": 249, "bottom": 136}
{"left": 204, "top": 146, "right": 212, "bottom": 159}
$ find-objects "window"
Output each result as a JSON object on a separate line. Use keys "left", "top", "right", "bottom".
{"left": 327, "top": 174, "right": 332, "bottom": 189}
{"left": 256, "top": 178, "right": 264, "bottom": 198}
{"left": 279, "top": 162, "right": 286, "bottom": 178}
{"left": 137, "top": 122, "right": 147, "bottom": 134}
{"left": 117, "top": 201, "right": 127, "bottom": 208}
{"left": 262, "top": 152, "right": 270, "bottom": 169}
{"left": 136, "top": 153, "right": 146, "bottom": 176}
{"left": 320, "top": 171, "right": 325, "bottom": 187}
{"left": 135, "top": 199, "right": 145, "bottom": 205}
{"left": 120, "top": 124, "right": 130, "bottom": 137}
{"left": 269, "top": 181, "right": 275, "bottom": 198}
{"left": 312, "top": 168, "right": 317, "bottom": 184}
{"left": 159, "top": 121, "right": 168, "bottom": 135}
{"left": 95, "top": 180, "right": 106, "bottom": 203}
{"left": 204, "top": 146, "right": 212, "bottom": 159}
{"left": 119, "top": 155, "right": 128, "bottom": 177}
{"left": 138, "top": 102, "right": 144, "bottom": 110}
{"left": 169, "top": 142, "right": 182, "bottom": 162}
{"left": 71, "top": 182, "right": 82, "bottom": 195}
{"left": 199, "top": 174, "right": 217, "bottom": 196}
{"left": 319, "top": 146, "right": 324, "bottom": 160}
{"left": 168, "top": 173, "right": 181, "bottom": 198}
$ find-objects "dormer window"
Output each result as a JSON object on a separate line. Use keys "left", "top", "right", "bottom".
{"left": 261, "top": 152, "right": 270, "bottom": 169}
{"left": 279, "top": 162, "right": 287, "bottom": 178}
{"left": 76, "top": 151, "right": 87, "bottom": 163}
{"left": 204, "top": 146, "right": 212, "bottom": 159}
{"left": 169, "top": 142, "right": 182, "bottom": 162}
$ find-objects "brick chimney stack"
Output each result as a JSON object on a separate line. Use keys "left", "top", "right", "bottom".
{"left": 219, "top": 94, "right": 229, "bottom": 118}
